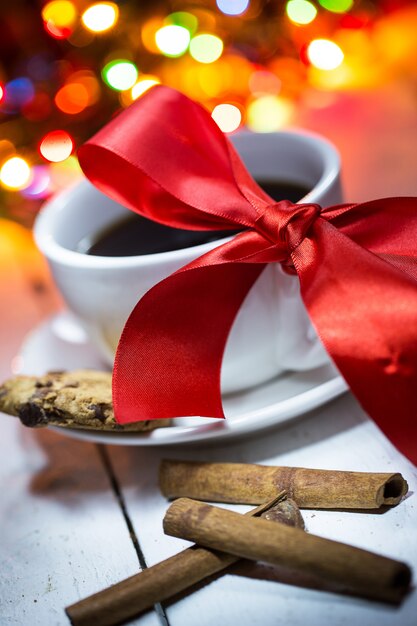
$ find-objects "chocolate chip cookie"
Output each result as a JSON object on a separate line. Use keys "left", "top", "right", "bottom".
{"left": 0, "top": 369, "right": 170, "bottom": 431}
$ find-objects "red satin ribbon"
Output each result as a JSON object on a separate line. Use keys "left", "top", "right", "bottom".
{"left": 79, "top": 86, "right": 417, "bottom": 464}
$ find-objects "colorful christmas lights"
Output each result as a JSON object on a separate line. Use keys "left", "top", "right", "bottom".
{"left": 0, "top": 157, "right": 32, "bottom": 190}
{"left": 318, "top": 0, "right": 354, "bottom": 13}
{"left": 286, "top": 1, "right": 318, "bottom": 25}
{"left": 39, "top": 131, "right": 74, "bottom": 163}
{"left": 216, "top": 0, "right": 250, "bottom": 16}
{"left": 155, "top": 25, "right": 191, "bottom": 57}
{"left": 102, "top": 60, "right": 138, "bottom": 91}
{"left": 307, "top": 39, "right": 345, "bottom": 70}
{"left": 189, "top": 34, "right": 223, "bottom": 64}
{"left": 55, "top": 83, "right": 89, "bottom": 114}
{"left": 3, "top": 78, "right": 34, "bottom": 110}
{"left": 41, "top": 1, "right": 77, "bottom": 28}
{"left": 1, "top": 0, "right": 417, "bottom": 221}
{"left": 42, "top": 0, "right": 77, "bottom": 39}
{"left": 211, "top": 103, "right": 242, "bottom": 132}
{"left": 81, "top": 2, "right": 119, "bottom": 33}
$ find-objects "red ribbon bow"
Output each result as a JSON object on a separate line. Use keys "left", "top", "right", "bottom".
{"left": 79, "top": 86, "right": 417, "bottom": 464}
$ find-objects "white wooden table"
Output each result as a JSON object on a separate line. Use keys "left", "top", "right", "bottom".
{"left": 1, "top": 385, "right": 416, "bottom": 626}
{"left": 1, "top": 82, "right": 417, "bottom": 625}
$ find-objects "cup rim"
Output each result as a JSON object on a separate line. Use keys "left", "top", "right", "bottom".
{"left": 34, "top": 128, "right": 340, "bottom": 270}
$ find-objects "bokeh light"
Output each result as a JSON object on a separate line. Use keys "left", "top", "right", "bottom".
{"left": 155, "top": 25, "right": 191, "bottom": 57}
{"left": 286, "top": 1, "right": 318, "bottom": 25}
{"left": 41, "top": 0, "right": 76, "bottom": 27}
{"left": 39, "top": 130, "right": 74, "bottom": 163}
{"left": 318, "top": 0, "right": 354, "bottom": 13}
{"left": 42, "top": 1, "right": 76, "bottom": 38}
{"left": 307, "top": 39, "right": 344, "bottom": 70}
{"left": 189, "top": 34, "right": 223, "bottom": 64}
{"left": 69, "top": 70, "right": 101, "bottom": 104}
{"left": 55, "top": 83, "right": 89, "bottom": 114}
{"left": 44, "top": 23, "right": 70, "bottom": 39}
{"left": 211, "top": 104, "right": 242, "bottom": 132}
{"left": 20, "top": 166, "right": 51, "bottom": 199}
{"left": 216, "top": 0, "right": 250, "bottom": 16}
{"left": 102, "top": 60, "right": 138, "bottom": 90}
{"left": 247, "top": 96, "right": 293, "bottom": 132}
{"left": 4, "top": 78, "right": 35, "bottom": 109}
{"left": 131, "top": 76, "right": 160, "bottom": 100}
{"left": 2, "top": 0, "right": 417, "bottom": 229}
{"left": 0, "top": 157, "right": 32, "bottom": 190}
{"left": 81, "top": 2, "right": 119, "bottom": 33}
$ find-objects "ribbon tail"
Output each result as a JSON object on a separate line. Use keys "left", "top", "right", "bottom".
{"left": 113, "top": 261, "right": 264, "bottom": 423}
{"left": 294, "top": 219, "right": 417, "bottom": 463}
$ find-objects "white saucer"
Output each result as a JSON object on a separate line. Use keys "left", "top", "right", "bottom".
{"left": 15, "top": 312, "right": 348, "bottom": 446}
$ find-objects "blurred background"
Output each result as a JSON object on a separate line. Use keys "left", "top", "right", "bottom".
{"left": 2, "top": 0, "right": 417, "bottom": 228}
{"left": 1, "top": 0, "right": 417, "bottom": 374}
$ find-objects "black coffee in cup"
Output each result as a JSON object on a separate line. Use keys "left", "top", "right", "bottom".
{"left": 78, "top": 180, "right": 309, "bottom": 257}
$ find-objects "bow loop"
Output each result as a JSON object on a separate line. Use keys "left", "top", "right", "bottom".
{"left": 254, "top": 200, "right": 321, "bottom": 254}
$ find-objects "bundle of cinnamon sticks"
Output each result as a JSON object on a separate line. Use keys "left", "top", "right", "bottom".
{"left": 66, "top": 461, "right": 411, "bottom": 626}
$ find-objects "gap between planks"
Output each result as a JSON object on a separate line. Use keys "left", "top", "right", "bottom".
{"left": 96, "top": 444, "right": 170, "bottom": 626}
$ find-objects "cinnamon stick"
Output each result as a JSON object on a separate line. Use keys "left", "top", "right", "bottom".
{"left": 66, "top": 492, "right": 301, "bottom": 626}
{"left": 159, "top": 460, "right": 408, "bottom": 509}
{"left": 163, "top": 498, "right": 411, "bottom": 604}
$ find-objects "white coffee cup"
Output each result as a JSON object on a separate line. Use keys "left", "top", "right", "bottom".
{"left": 34, "top": 130, "right": 342, "bottom": 394}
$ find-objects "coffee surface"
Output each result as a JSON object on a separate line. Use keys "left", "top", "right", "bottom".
{"left": 80, "top": 180, "right": 309, "bottom": 257}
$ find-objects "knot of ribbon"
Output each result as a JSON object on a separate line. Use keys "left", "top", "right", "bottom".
{"left": 79, "top": 86, "right": 417, "bottom": 464}
{"left": 255, "top": 200, "right": 321, "bottom": 260}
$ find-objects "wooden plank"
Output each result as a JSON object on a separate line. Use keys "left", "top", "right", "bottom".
{"left": 0, "top": 417, "right": 160, "bottom": 626}
{"left": 107, "top": 393, "right": 417, "bottom": 626}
